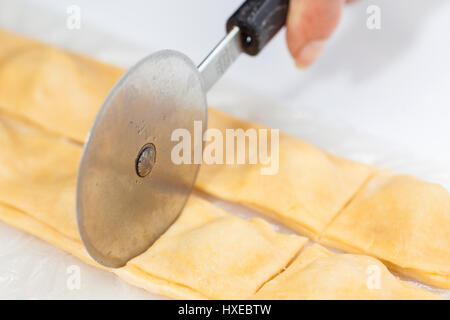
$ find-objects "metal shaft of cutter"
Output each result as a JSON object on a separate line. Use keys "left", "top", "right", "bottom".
{"left": 198, "top": 26, "right": 243, "bottom": 92}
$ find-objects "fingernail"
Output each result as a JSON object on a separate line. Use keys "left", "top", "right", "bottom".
{"left": 295, "top": 40, "right": 326, "bottom": 69}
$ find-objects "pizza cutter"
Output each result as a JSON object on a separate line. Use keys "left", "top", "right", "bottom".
{"left": 76, "top": 0, "right": 289, "bottom": 268}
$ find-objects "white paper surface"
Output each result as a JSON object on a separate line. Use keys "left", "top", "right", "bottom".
{"left": 0, "top": 0, "right": 448, "bottom": 299}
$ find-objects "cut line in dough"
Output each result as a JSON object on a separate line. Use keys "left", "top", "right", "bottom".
{"left": 0, "top": 29, "right": 448, "bottom": 292}
{"left": 253, "top": 244, "right": 440, "bottom": 299}
{"left": 0, "top": 113, "right": 308, "bottom": 299}
{"left": 321, "top": 171, "right": 450, "bottom": 288}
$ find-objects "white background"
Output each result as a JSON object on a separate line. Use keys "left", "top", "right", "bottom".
{"left": 0, "top": 0, "right": 448, "bottom": 299}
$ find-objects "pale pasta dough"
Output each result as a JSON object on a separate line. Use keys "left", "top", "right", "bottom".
{"left": 253, "top": 244, "right": 439, "bottom": 299}
{"left": 0, "top": 29, "right": 447, "bottom": 293}
{"left": 0, "top": 29, "right": 375, "bottom": 240}
{"left": 0, "top": 114, "right": 307, "bottom": 299}
{"left": 0, "top": 30, "right": 123, "bottom": 142}
{"left": 321, "top": 172, "right": 450, "bottom": 288}
{"left": 196, "top": 109, "right": 375, "bottom": 239}
{"left": 126, "top": 197, "right": 307, "bottom": 299}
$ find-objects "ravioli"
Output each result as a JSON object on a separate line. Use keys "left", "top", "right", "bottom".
{"left": 0, "top": 29, "right": 447, "bottom": 294}
{"left": 0, "top": 114, "right": 307, "bottom": 299}
{"left": 124, "top": 197, "right": 307, "bottom": 299}
{"left": 0, "top": 29, "right": 375, "bottom": 239}
{"left": 196, "top": 109, "right": 375, "bottom": 239}
{"left": 321, "top": 172, "right": 450, "bottom": 288}
{"left": 0, "top": 29, "right": 123, "bottom": 142}
{"left": 0, "top": 115, "right": 80, "bottom": 240}
{"left": 253, "top": 244, "right": 439, "bottom": 299}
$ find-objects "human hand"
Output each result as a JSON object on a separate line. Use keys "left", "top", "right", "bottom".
{"left": 286, "top": 0, "right": 358, "bottom": 68}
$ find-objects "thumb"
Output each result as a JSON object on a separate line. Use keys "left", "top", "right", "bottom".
{"left": 286, "top": 0, "right": 346, "bottom": 68}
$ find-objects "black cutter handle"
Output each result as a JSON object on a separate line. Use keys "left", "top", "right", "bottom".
{"left": 226, "top": 0, "right": 289, "bottom": 56}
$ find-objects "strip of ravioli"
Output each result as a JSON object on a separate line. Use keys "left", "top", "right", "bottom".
{"left": 0, "top": 30, "right": 375, "bottom": 238}
{"left": 121, "top": 198, "right": 308, "bottom": 299}
{"left": 0, "top": 115, "right": 307, "bottom": 299}
{"left": 196, "top": 108, "right": 375, "bottom": 239}
{"left": 320, "top": 172, "right": 450, "bottom": 289}
{"left": 0, "top": 29, "right": 124, "bottom": 142}
{"left": 253, "top": 244, "right": 439, "bottom": 299}
{"left": 0, "top": 30, "right": 448, "bottom": 290}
